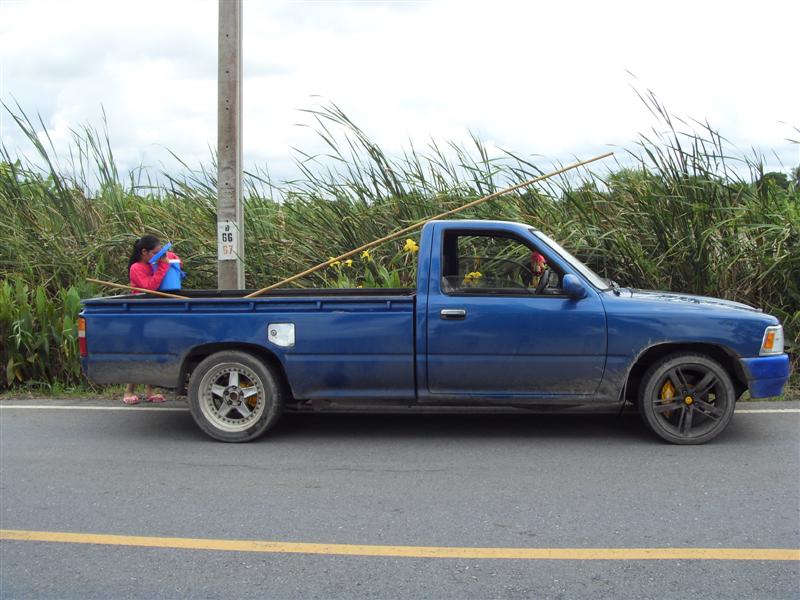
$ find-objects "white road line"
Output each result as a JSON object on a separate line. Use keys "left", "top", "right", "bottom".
{"left": 735, "top": 408, "right": 800, "bottom": 413}
{"left": 0, "top": 404, "right": 189, "bottom": 412}
{"left": 0, "top": 405, "right": 797, "bottom": 413}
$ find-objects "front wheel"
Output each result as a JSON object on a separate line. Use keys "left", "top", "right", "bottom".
{"left": 638, "top": 353, "right": 736, "bottom": 445}
{"left": 188, "top": 350, "right": 284, "bottom": 442}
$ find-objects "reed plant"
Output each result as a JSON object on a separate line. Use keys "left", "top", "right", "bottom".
{"left": 0, "top": 279, "right": 84, "bottom": 388}
{"left": 0, "top": 96, "right": 797, "bottom": 391}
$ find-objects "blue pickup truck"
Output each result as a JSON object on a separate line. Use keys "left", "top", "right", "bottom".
{"left": 80, "top": 219, "right": 790, "bottom": 444}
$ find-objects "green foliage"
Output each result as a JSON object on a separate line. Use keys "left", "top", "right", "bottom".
{"left": 0, "top": 96, "right": 797, "bottom": 391}
{"left": 321, "top": 242, "right": 418, "bottom": 289}
{"left": 0, "top": 280, "right": 84, "bottom": 389}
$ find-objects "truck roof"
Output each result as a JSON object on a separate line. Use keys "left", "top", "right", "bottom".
{"left": 425, "top": 219, "right": 539, "bottom": 233}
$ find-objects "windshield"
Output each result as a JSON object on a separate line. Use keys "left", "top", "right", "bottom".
{"left": 531, "top": 230, "right": 610, "bottom": 290}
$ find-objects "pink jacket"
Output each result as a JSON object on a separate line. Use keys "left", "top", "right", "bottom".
{"left": 129, "top": 251, "right": 181, "bottom": 291}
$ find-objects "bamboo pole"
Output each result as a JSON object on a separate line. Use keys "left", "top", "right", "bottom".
{"left": 245, "top": 151, "right": 613, "bottom": 298}
{"left": 87, "top": 278, "right": 190, "bottom": 300}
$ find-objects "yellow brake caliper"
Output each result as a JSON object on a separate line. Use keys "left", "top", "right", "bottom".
{"left": 242, "top": 383, "right": 258, "bottom": 409}
{"left": 660, "top": 380, "right": 676, "bottom": 417}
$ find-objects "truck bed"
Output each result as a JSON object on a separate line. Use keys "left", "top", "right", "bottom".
{"left": 82, "top": 288, "right": 417, "bottom": 401}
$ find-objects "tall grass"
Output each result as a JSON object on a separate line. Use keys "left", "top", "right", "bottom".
{"left": 0, "top": 280, "right": 84, "bottom": 388}
{"left": 0, "top": 95, "right": 797, "bottom": 391}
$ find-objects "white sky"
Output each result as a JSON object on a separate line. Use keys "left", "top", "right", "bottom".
{"left": 1, "top": 0, "right": 798, "bottom": 183}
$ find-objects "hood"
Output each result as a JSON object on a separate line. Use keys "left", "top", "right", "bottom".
{"left": 621, "top": 288, "right": 761, "bottom": 313}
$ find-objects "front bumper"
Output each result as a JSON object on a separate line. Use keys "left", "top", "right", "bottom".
{"left": 740, "top": 354, "right": 791, "bottom": 399}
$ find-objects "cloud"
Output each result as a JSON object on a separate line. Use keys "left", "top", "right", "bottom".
{"left": 1, "top": 0, "right": 798, "bottom": 182}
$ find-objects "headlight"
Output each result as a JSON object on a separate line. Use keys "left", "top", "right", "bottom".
{"left": 760, "top": 325, "right": 784, "bottom": 356}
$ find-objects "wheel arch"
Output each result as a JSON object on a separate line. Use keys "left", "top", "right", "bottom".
{"left": 178, "top": 343, "right": 292, "bottom": 399}
{"left": 624, "top": 342, "right": 748, "bottom": 402}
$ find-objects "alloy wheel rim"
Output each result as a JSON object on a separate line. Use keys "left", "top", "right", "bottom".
{"left": 199, "top": 363, "right": 266, "bottom": 432}
{"left": 652, "top": 363, "right": 727, "bottom": 438}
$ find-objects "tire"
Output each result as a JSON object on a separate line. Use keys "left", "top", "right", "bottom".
{"left": 187, "top": 350, "right": 284, "bottom": 442}
{"left": 637, "top": 353, "right": 736, "bottom": 445}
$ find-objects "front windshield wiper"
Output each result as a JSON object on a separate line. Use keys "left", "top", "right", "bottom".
{"left": 607, "top": 279, "right": 621, "bottom": 295}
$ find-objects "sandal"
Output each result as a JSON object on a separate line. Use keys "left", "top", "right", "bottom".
{"left": 147, "top": 394, "right": 166, "bottom": 403}
{"left": 123, "top": 395, "right": 140, "bottom": 405}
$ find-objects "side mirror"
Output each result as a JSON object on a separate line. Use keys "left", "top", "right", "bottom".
{"left": 562, "top": 274, "right": 587, "bottom": 300}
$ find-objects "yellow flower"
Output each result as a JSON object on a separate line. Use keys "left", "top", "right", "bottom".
{"left": 403, "top": 239, "right": 419, "bottom": 253}
{"left": 463, "top": 271, "right": 483, "bottom": 285}
{"left": 344, "top": 259, "right": 354, "bottom": 268}
{"left": 328, "top": 257, "right": 341, "bottom": 268}
{"left": 360, "top": 250, "right": 372, "bottom": 262}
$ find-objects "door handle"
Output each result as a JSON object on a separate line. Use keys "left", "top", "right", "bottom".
{"left": 440, "top": 308, "right": 466, "bottom": 320}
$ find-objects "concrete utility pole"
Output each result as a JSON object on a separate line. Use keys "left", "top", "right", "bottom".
{"left": 217, "top": 0, "right": 245, "bottom": 289}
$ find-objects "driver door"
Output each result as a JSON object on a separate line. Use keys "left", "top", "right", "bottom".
{"left": 425, "top": 230, "right": 607, "bottom": 398}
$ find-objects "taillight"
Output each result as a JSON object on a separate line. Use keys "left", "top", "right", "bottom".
{"left": 78, "top": 317, "right": 88, "bottom": 357}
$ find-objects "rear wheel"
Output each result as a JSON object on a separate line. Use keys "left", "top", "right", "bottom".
{"left": 638, "top": 353, "right": 736, "bottom": 445}
{"left": 188, "top": 351, "right": 284, "bottom": 442}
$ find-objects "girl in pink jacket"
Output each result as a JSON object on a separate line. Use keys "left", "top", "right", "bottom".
{"left": 128, "top": 235, "right": 182, "bottom": 292}
{"left": 123, "top": 235, "right": 182, "bottom": 404}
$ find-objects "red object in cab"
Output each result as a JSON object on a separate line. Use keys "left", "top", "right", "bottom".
{"left": 531, "top": 251, "right": 546, "bottom": 276}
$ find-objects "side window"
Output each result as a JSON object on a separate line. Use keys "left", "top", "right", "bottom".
{"left": 441, "top": 232, "right": 563, "bottom": 295}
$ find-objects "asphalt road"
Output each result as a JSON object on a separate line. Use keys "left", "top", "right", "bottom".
{"left": 1, "top": 400, "right": 798, "bottom": 599}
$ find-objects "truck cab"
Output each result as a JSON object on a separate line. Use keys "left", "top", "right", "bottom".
{"left": 419, "top": 220, "right": 607, "bottom": 399}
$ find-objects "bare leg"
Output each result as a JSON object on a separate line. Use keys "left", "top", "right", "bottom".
{"left": 123, "top": 384, "right": 139, "bottom": 404}
{"left": 145, "top": 385, "right": 165, "bottom": 403}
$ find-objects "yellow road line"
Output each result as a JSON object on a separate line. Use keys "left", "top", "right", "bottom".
{"left": 1, "top": 530, "right": 798, "bottom": 561}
